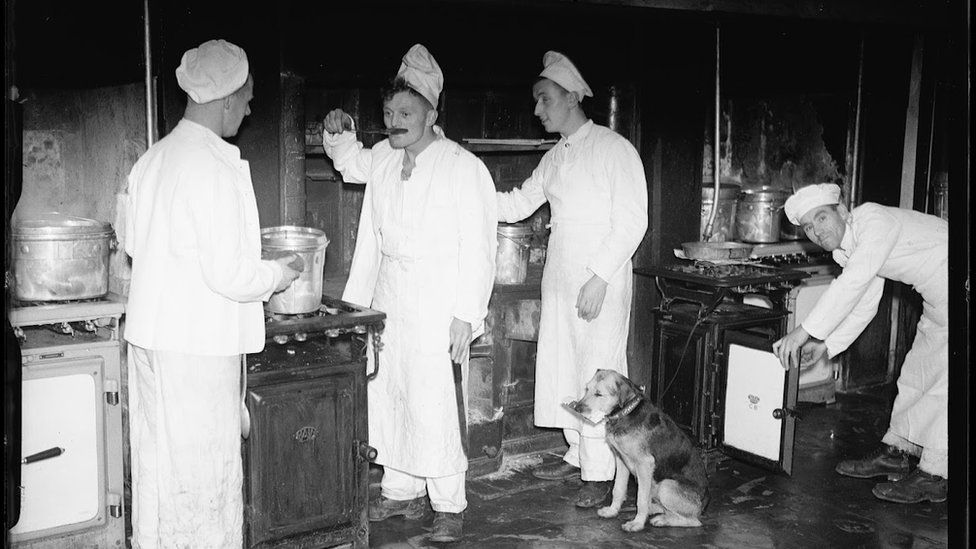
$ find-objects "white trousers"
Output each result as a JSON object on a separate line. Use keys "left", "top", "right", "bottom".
{"left": 883, "top": 432, "right": 948, "bottom": 478}
{"left": 381, "top": 466, "right": 467, "bottom": 513}
{"left": 128, "top": 345, "right": 243, "bottom": 549}
{"left": 561, "top": 429, "right": 616, "bottom": 481}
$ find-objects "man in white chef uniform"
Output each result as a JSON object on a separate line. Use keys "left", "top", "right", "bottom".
{"left": 772, "top": 183, "right": 947, "bottom": 504}
{"left": 124, "top": 39, "right": 301, "bottom": 548}
{"left": 321, "top": 44, "right": 497, "bottom": 543}
{"left": 497, "top": 51, "right": 648, "bottom": 508}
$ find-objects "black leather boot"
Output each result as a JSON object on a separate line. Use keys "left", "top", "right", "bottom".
{"left": 872, "top": 469, "right": 947, "bottom": 504}
{"left": 835, "top": 444, "right": 917, "bottom": 480}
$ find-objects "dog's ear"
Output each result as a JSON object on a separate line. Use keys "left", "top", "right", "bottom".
{"left": 614, "top": 374, "right": 638, "bottom": 401}
{"left": 618, "top": 374, "right": 644, "bottom": 401}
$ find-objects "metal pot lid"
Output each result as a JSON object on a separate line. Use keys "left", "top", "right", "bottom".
{"left": 12, "top": 212, "right": 113, "bottom": 237}
{"left": 261, "top": 225, "right": 329, "bottom": 251}
{"left": 702, "top": 183, "right": 742, "bottom": 200}
{"left": 739, "top": 186, "right": 790, "bottom": 201}
{"left": 497, "top": 223, "right": 533, "bottom": 237}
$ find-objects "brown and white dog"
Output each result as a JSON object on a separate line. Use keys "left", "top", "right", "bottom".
{"left": 572, "top": 369, "right": 708, "bottom": 531}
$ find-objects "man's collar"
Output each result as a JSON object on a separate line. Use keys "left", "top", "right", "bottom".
{"left": 564, "top": 119, "right": 594, "bottom": 145}
{"left": 177, "top": 118, "right": 241, "bottom": 161}
{"left": 838, "top": 211, "right": 856, "bottom": 253}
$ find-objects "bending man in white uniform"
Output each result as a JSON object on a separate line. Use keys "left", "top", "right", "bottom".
{"left": 772, "top": 183, "right": 947, "bottom": 504}
{"left": 497, "top": 51, "right": 648, "bottom": 508}
{"left": 124, "top": 39, "right": 300, "bottom": 548}
{"left": 322, "top": 44, "right": 496, "bottom": 543}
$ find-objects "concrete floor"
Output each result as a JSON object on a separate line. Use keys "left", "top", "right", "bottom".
{"left": 368, "top": 391, "right": 949, "bottom": 548}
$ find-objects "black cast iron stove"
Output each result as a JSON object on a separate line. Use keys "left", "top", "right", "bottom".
{"left": 637, "top": 262, "right": 810, "bottom": 320}
{"left": 243, "top": 296, "right": 384, "bottom": 549}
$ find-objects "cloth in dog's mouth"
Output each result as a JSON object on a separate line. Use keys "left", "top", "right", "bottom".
{"left": 561, "top": 401, "right": 607, "bottom": 425}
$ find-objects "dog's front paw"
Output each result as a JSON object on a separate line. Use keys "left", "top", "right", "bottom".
{"left": 597, "top": 505, "right": 619, "bottom": 518}
{"left": 621, "top": 518, "right": 646, "bottom": 532}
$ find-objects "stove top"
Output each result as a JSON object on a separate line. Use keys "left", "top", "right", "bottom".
{"left": 9, "top": 293, "right": 126, "bottom": 327}
{"left": 636, "top": 263, "right": 809, "bottom": 288}
{"left": 263, "top": 295, "right": 385, "bottom": 343}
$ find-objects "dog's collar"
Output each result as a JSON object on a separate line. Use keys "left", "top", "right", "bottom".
{"left": 607, "top": 394, "right": 644, "bottom": 421}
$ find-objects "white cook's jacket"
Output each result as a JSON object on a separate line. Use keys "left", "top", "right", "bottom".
{"left": 801, "top": 203, "right": 947, "bottom": 450}
{"left": 497, "top": 120, "right": 648, "bottom": 436}
{"left": 125, "top": 119, "right": 283, "bottom": 356}
{"left": 325, "top": 126, "right": 497, "bottom": 477}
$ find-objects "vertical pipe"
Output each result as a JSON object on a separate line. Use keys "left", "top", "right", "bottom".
{"left": 702, "top": 24, "right": 721, "bottom": 242}
{"left": 143, "top": 0, "right": 155, "bottom": 148}
{"left": 848, "top": 33, "right": 865, "bottom": 208}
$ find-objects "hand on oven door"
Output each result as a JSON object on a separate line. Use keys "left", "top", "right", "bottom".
{"left": 799, "top": 340, "right": 828, "bottom": 370}
{"left": 771, "top": 325, "right": 811, "bottom": 370}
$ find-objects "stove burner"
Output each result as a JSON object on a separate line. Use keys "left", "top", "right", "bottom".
{"left": 263, "top": 297, "right": 385, "bottom": 341}
{"left": 672, "top": 262, "right": 774, "bottom": 279}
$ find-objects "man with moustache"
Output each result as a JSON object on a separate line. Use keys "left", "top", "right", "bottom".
{"left": 321, "top": 43, "right": 497, "bottom": 542}
{"left": 772, "top": 183, "right": 948, "bottom": 504}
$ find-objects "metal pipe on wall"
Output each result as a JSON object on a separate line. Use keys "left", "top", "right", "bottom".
{"left": 702, "top": 24, "right": 721, "bottom": 241}
{"left": 847, "top": 33, "right": 865, "bottom": 208}
{"left": 143, "top": 0, "right": 156, "bottom": 148}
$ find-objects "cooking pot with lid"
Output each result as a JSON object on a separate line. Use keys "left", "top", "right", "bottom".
{"left": 11, "top": 213, "right": 116, "bottom": 301}
{"left": 700, "top": 182, "right": 740, "bottom": 242}
{"left": 735, "top": 187, "right": 790, "bottom": 243}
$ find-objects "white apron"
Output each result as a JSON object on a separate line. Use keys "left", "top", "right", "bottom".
{"left": 537, "top": 221, "right": 632, "bottom": 436}
{"left": 497, "top": 122, "right": 648, "bottom": 437}
{"left": 329, "top": 130, "right": 497, "bottom": 478}
{"left": 127, "top": 345, "right": 242, "bottom": 549}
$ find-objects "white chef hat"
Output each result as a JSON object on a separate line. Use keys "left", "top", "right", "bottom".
{"left": 176, "top": 39, "right": 249, "bottom": 104}
{"left": 784, "top": 183, "right": 842, "bottom": 225}
{"left": 539, "top": 51, "right": 593, "bottom": 101}
{"left": 396, "top": 44, "right": 443, "bottom": 109}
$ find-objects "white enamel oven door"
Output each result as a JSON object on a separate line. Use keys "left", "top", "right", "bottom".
{"left": 10, "top": 354, "right": 107, "bottom": 541}
{"left": 714, "top": 331, "right": 800, "bottom": 475}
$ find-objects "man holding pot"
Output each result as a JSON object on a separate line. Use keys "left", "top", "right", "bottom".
{"left": 322, "top": 44, "right": 497, "bottom": 542}
{"left": 771, "top": 183, "right": 947, "bottom": 505}
{"left": 124, "top": 39, "right": 301, "bottom": 548}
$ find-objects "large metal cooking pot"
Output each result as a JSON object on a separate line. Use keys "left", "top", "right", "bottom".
{"left": 735, "top": 187, "right": 790, "bottom": 243}
{"left": 700, "top": 182, "right": 740, "bottom": 242}
{"left": 495, "top": 223, "right": 532, "bottom": 285}
{"left": 779, "top": 216, "right": 808, "bottom": 240}
{"left": 261, "top": 226, "right": 329, "bottom": 314}
{"left": 11, "top": 214, "right": 115, "bottom": 301}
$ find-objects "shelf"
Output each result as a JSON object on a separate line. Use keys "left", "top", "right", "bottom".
{"left": 461, "top": 139, "right": 556, "bottom": 153}
{"left": 461, "top": 143, "right": 554, "bottom": 153}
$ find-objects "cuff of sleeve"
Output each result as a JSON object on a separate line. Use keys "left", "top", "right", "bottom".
{"left": 323, "top": 127, "right": 357, "bottom": 147}
{"left": 801, "top": 321, "right": 828, "bottom": 341}
{"left": 824, "top": 340, "right": 843, "bottom": 359}
{"left": 585, "top": 264, "right": 612, "bottom": 284}
{"left": 262, "top": 260, "right": 284, "bottom": 302}
{"left": 453, "top": 311, "right": 484, "bottom": 327}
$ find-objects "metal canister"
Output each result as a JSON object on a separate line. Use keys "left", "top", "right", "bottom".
{"left": 495, "top": 223, "right": 533, "bottom": 285}
{"left": 700, "top": 183, "right": 740, "bottom": 242}
{"left": 735, "top": 187, "right": 790, "bottom": 243}
{"left": 11, "top": 213, "right": 115, "bottom": 301}
{"left": 261, "top": 226, "right": 329, "bottom": 314}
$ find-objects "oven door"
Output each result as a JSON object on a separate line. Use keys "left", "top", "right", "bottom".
{"left": 714, "top": 330, "right": 799, "bottom": 475}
